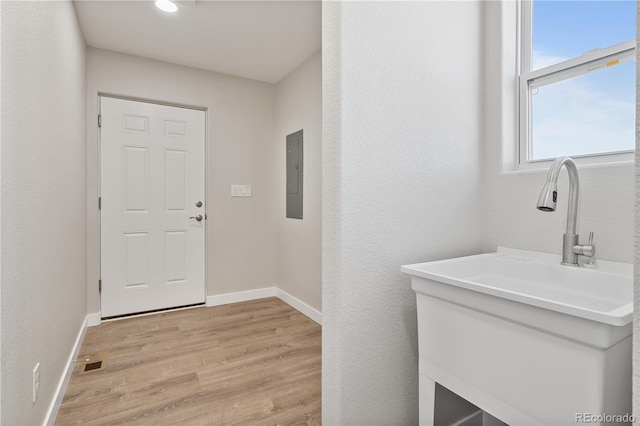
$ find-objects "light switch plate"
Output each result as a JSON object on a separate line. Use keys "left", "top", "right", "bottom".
{"left": 231, "top": 185, "right": 252, "bottom": 197}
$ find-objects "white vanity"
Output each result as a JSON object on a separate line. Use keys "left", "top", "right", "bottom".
{"left": 402, "top": 247, "right": 633, "bottom": 425}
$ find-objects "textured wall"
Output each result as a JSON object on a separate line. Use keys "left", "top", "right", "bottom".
{"left": 322, "top": 2, "right": 484, "bottom": 423}
{"left": 274, "top": 50, "right": 322, "bottom": 312}
{"left": 86, "top": 48, "right": 277, "bottom": 314}
{"left": 633, "top": 2, "right": 639, "bottom": 420}
{"left": 483, "top": 1, "right": 634, "bottom": 264}
{"left": 1, "top": 2, "right": 87, "bottom": 424}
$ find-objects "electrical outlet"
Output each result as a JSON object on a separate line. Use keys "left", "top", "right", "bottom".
{"left": 32, "top": 363, "right": 40, "bottom": 404}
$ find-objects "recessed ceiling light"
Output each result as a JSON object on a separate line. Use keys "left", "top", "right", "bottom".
{"left": 155, "top": 0, "right": 178, "bottom": 13}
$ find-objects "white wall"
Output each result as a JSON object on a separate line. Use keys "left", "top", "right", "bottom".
{"left": 86, "top": 48, "right": 277, "bottom": 315}
{"left": 482, "top": 1, "right": 635, "bottom": 264}
{"left": 633, "top": 2, "right": 639, "bottom": 418}
{"left": 322, "top": 2, "right": 484, "bottom": 424}
{"left": 1, "top": 2, "right": 87, "bottom": 424}
{"left": 274, "top": 50, "right": 322, "bottom": 312}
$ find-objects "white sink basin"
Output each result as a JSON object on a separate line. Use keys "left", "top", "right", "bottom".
{"left": 402, "top": 247, "right": 633, "bottom": 425}
{"left": 402, "top": 247, "right": 632, "bottom": 326}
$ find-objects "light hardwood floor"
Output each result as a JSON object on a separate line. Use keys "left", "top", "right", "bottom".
{"left": 56, "top": 298, "right": 321, "bottom": 425}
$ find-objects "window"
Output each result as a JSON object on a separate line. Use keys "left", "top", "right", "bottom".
{"left": 519, "top": 0, "right": 636, "bottom": 167}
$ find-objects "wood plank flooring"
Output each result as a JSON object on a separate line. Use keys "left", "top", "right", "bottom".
{"left": 55, "top": 298, "right": 321, "bottom": 425}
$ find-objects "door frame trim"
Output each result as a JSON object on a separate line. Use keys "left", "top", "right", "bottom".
{"left": 97, "top": 93, "right": 208, "bottom": 319}
{"left": 99, "top": 92, "right": 207, "bottom": 112}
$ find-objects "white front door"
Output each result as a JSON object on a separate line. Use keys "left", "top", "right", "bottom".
{"left": 100, "top": 97, "right": 206, "bottom": 318}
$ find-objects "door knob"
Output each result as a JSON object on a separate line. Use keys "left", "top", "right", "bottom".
{"left": 195, "top": 201, "right": 203, "bottom": 207}
{"left": 189, "top": 214, "right": 203, "bottom": 222}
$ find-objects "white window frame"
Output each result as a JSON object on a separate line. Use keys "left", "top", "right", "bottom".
{"left": 518, "top": 0, "right": 636, "bottom": 169}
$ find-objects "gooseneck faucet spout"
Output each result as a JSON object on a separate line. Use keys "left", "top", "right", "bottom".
{"left": 537, "top": 157, "right": 579, "bottom": 234}
{"left": 537, "top": 156, "right": 594, "bottom": 266}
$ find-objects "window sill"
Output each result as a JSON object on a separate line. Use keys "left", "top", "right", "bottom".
{"left": 516, "top": 152, "right": 635, "bottom": 172}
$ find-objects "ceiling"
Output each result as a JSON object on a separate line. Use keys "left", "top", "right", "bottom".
{"left": 73, "top": 0, "right": 321, "bottom": 84}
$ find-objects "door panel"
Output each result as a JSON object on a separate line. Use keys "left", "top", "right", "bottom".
{"left": 165, "top": 150, "right": 186, "bottom": 211}
{"left": 100, "top": 97, "right": 206, "bottom": 317}
{"left": 123, "top": 147, "right": 148, "bottom": 212}
{"left": 165, "top": 231, "right": 186, "bottom": 283}
{"left": 123, "top": 232, "right": 148, "bottom": 288}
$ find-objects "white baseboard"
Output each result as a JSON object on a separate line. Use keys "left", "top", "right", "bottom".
{"left": 206, "top": 287, "right": 276, "bottom": 307}
{"left": 274, "top": 288, "right": 322, "bottom": 325}
{"left": 45, "top": 315, "right": 88, "bottom": 425}
{"left": 206, "top": 287, "right": 322, "bottom": 325}
{"left": 87, "top": 312, "right": 101, "bottom": 327}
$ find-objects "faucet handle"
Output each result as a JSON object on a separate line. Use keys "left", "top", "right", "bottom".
{"left": 573, "top": 232, "right": 595, "bottom": 258}
{"left": 583, "top": 232, "right": 595, "bottom": 257}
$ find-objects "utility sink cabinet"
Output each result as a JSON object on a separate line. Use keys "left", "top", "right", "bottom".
{"left": 402, "top": 248, "right": 633, "bottom": 426}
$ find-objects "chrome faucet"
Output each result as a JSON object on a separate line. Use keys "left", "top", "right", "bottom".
{"left": 536, "top": 156, "right": 595, "bottom": 266}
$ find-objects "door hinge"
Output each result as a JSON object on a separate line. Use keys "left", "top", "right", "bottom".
{"left": 98, "top": 114, "right": 102, "bottom": 128}
{"left": 98, "top": 279, "right": 102, "bottom": 293}
{"left": 98, "top": 197, "right": 101, "bottom": 210}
